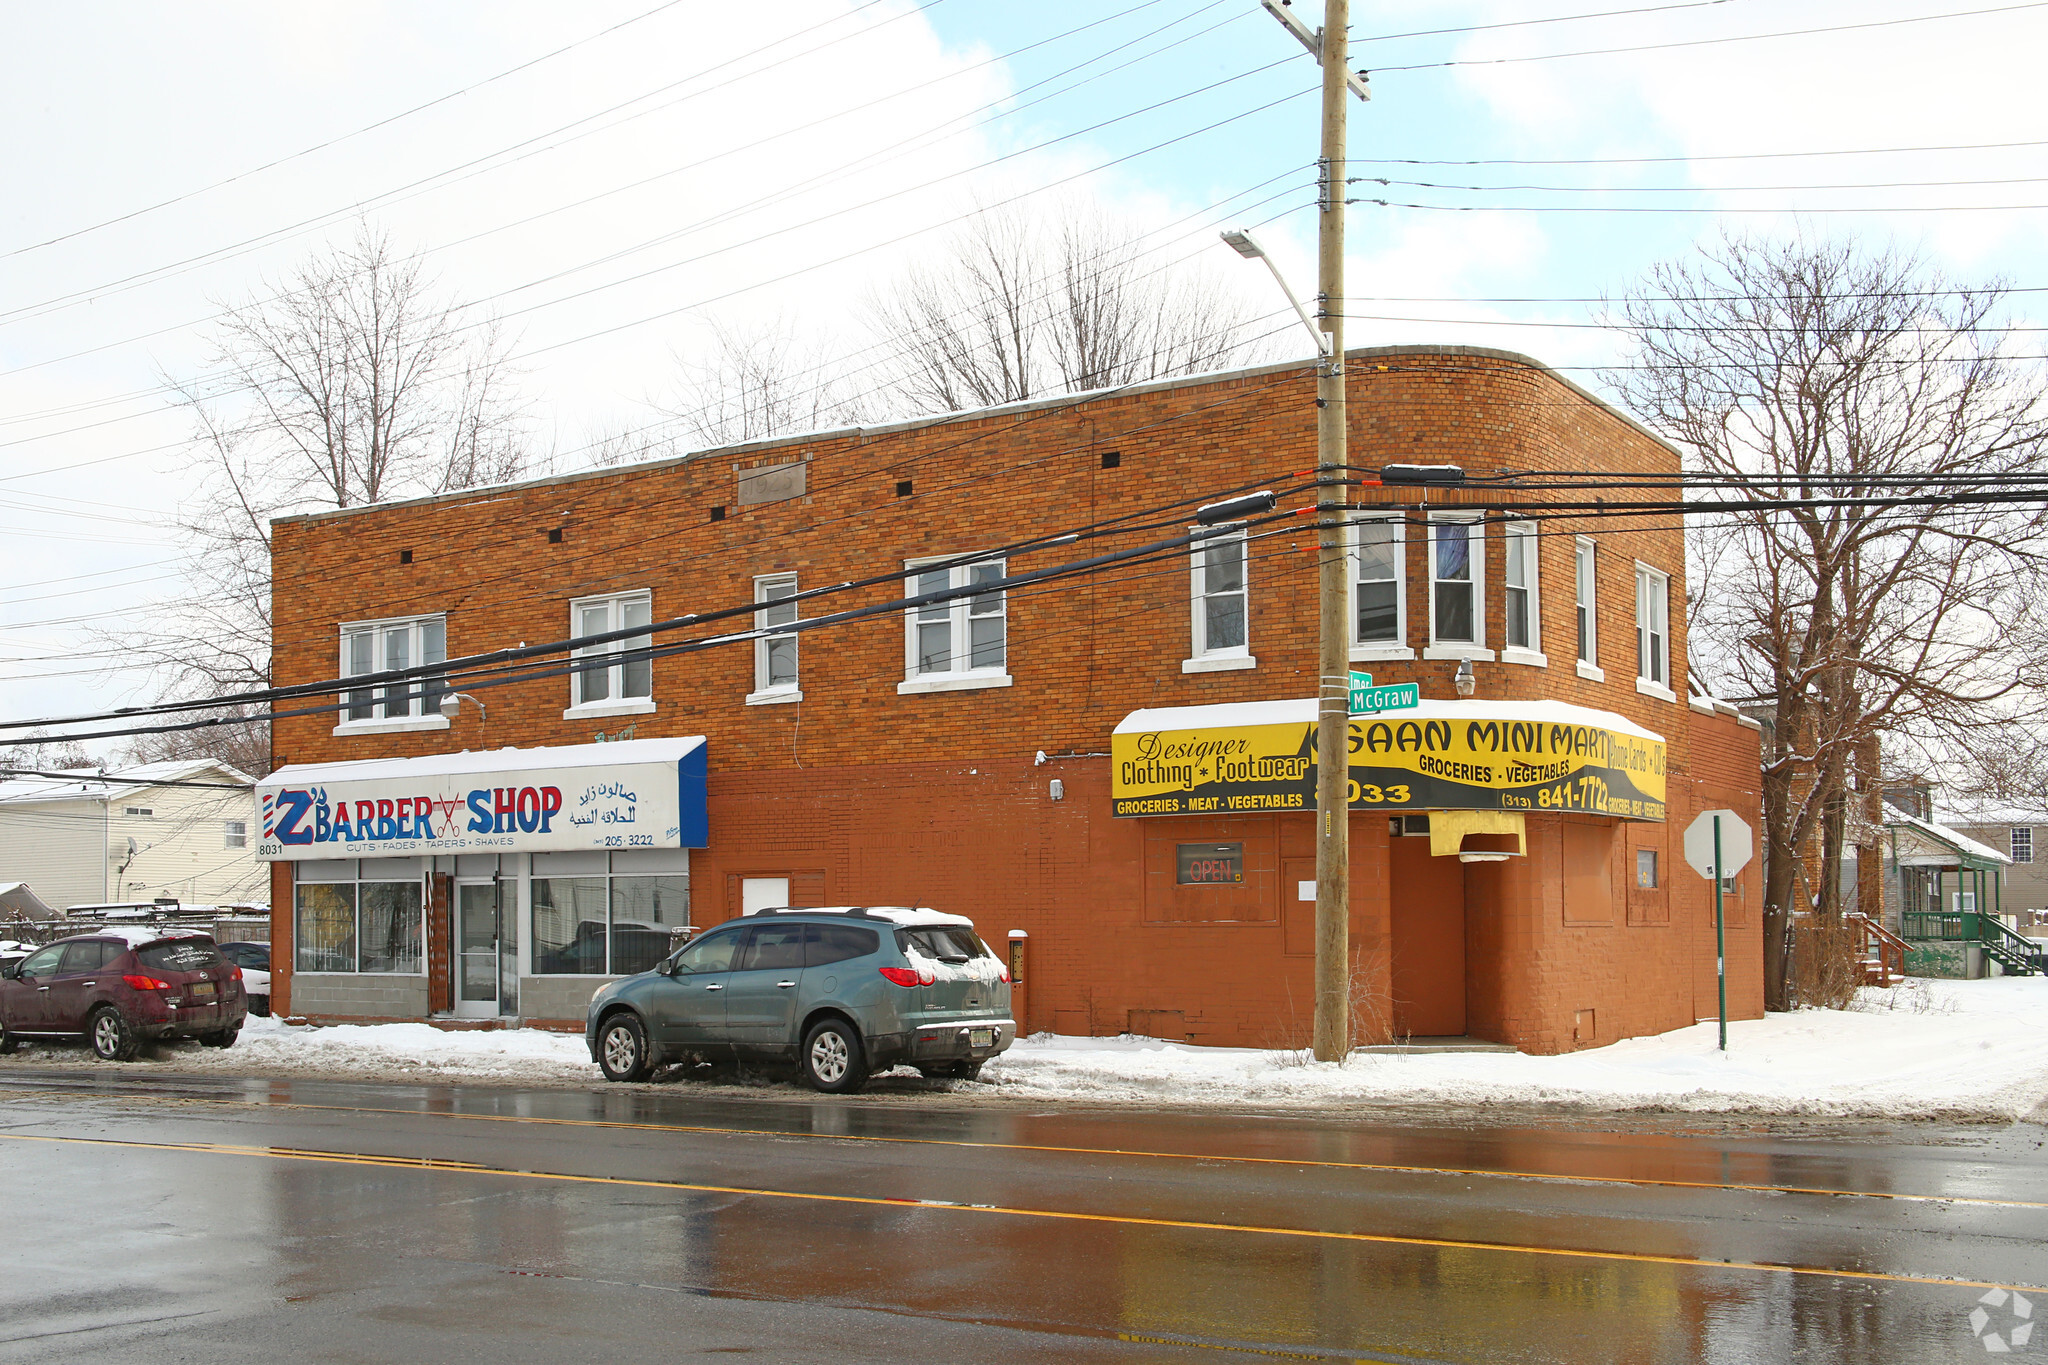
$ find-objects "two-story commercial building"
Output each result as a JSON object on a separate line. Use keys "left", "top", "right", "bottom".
{"left": 258, "top": 345, "right": 1762, "bottom": 1052}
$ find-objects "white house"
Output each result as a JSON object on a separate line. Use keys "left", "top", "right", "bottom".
{"left": 0, "top": 761, "right": 264, "bottom": 910}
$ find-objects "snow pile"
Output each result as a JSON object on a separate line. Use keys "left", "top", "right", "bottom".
{"left": 978, "top": 978, "right": 2048, "bottom": 1121}
{"left": 215, "top": 1015, "right": 598, "bottom": 1080}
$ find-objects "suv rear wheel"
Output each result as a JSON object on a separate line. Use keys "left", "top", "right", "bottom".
{"left": 800, "top": 1018, "right": 868, "bottom": 1094}
{"left": 597, "top": 1013, "right": 653, "bottom": 1083}
{"left": 88, "top": 1006, "right": 140, "bottom": 1062}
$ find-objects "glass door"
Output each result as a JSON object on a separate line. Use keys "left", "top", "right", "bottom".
{"left": 455, "top": 881, "right": 503, "bottom": 1019}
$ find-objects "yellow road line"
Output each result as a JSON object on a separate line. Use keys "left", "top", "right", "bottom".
{"left": 0, "top": 1129, "right": 2039, "bottom": 1294}
{"left": 8, "top": 1084, "right": 2034, "bottom": 1211}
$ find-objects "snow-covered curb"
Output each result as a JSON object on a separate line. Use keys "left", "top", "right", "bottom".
{"left": 980, "top": 977, "right": 2048, "bottom": 1121}
{"left": 1, "top": 978, "right": 2043, "bottom": 1121}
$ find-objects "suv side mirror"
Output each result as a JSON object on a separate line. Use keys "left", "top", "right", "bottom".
{"left": 1, "top": 962, "right": 22, "bottom": 980}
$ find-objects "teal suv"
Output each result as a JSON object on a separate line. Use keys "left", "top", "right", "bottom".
{"left": 585, "top": 907, "right": 1015, "bottom": 1093}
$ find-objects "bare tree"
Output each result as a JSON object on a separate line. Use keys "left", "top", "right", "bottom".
{"left": 661, "top": 316, "right": 861, "bottom": 450}
{"left": 862, "top": 204, "right": 1270, "bottom": 416}
{"left": 0, "top": 730, "right": 92, "bottom": 774}
{"left": 110, "top": 223, "right": 531, "bottom": 773}
{"left": 1607, "top": 231, "right": 2048, "bottom": 1009}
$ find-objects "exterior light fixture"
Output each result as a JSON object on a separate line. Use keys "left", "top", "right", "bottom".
{"left": 1453, "top": 659, "right": 1476, "bottom": 698}
{"left": 1218, "top": 227, "right": 1329, "bottom": 356}
{"left": 439, "top": 692, "right": 487, "bottom": 722}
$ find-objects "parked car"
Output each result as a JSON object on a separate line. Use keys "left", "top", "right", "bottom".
{"left": 585, "top": 906, "right": 1014, "bottom": 1093}
{"left": 215, "top": 942, "right": 271, "bottom": 1017}
{"left": 0, "top": 929, "right": 248, "bottom": 1060}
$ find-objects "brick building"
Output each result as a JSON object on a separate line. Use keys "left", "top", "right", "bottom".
{"left": 257, "top": 345, "right": 1763, "bottom": 1053}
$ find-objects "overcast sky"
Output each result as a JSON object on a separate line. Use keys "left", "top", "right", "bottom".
{"left": 4, "top": 0, "right": 2045, "bottom": 745}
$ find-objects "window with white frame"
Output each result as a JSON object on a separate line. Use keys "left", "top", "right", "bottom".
{"left": 905, "top": 558, "right": 1006, "bottom": 680}
{"left": 1575, "top": 537, "right": 1597, "bottom": 666}
{"left": 569, "top": 592, "right": 653, "bottom": 709}
{"left": 341, "top": 615, "right": 447, "bottom": 722}
{"left": 1429, "top": 516, "right": 1483, "bottom": 648}
{"left": 1189, "top": 529, "right": 1249, "bottom": 658}
{"left": 1636, "top": 565, "right": 1670, "bottom": 690}
{"left": 753, "top": 574, "right": 799, "bottom": 697}
{"left": 1353, "top": 518, "right": 1404, "bottom": 647}
{"left": 2012, "top": 827, "right": 2033, "bottom": 863}
{"left": 1502, "top": 521, "right": 1540, "bottom": 655}
{"left": 223, "top": 820, "right": 247, "bottom": 849}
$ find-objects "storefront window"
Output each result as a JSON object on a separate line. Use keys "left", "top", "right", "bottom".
{"left": 293, "top": 859, "right": 423, "bottom": 973}
{"left": 532, "top": 851, "right": 691, "bottom": 976}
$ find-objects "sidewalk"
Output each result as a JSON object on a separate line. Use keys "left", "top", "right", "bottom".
{"left": 3, "top": 978, "right": 2043, "bottom": 1122}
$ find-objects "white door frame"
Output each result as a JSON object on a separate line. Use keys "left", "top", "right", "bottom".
{"left": 453, "top": 878, "right": 502, "bottom": 1019}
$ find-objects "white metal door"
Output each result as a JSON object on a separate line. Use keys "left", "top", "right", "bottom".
{"left": 455, "top": 881, "right": 501, "bottom": 1019}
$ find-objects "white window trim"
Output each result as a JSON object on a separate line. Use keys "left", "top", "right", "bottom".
{"left": 568, "top": 590, "right": 655, "bottom": 714}
{"left": 1635, "top": 561, "right": 1673, "bottom": 699}
{"left": 2012, "top": 828, "right": 2034, "bottom": 863}
{"left": 1500, "top": 521, "right": 1543, "bottom": 667}
{"left": 1427, "top": 513, "right": 1486, "bottom": 655}
{"left": 1349, "top": 515, "right": 1410, "bottom": 660}
{"left": 338, "top": 612, "right": 448, "bottom": 727}
{"left": 562, "top": 698, "right": 658, "bottom": 721}
{"left": 1187, "top": 527, "right": 1253, "bottom": 670}
{"left": 753, "top": 573, "right": 801, "bottom": 700}
{"left": 900, "top": 555, "right": 1011, "bottom": 691}
{"left": 223, "top": 820, "right": 248, "bottom": 850}
{"left": 1574, "top": 536, "right": 1599, "bottom": 673}
{"left": 334, "top": 715, "right": 451, "bottom": 737}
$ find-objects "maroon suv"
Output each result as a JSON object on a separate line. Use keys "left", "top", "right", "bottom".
{"left": 0, "top": 930, "right": 247, "bottom": 1061}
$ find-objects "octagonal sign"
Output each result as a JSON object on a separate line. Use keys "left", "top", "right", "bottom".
{"left": 1683, "top": 810, "right": 1754, "bottom": 880}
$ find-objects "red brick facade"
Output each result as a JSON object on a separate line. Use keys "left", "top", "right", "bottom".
{"left": 267, "top": 345, "right": 1763, "bottom": 1051}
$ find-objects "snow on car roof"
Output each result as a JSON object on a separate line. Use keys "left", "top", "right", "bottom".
{"left": 72, "top": 925, "right": 214, "bottom": 948}
{"left": 739, "top": 905, "right": 977, "bottom": 928}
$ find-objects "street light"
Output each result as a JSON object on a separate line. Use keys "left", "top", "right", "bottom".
{"left": 1220, "top": 228, "right": 1329, "bottom": 356}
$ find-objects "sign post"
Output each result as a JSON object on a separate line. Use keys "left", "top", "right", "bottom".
{"left": 1683, "top": 809, "right": 1755, "bottom": 1051}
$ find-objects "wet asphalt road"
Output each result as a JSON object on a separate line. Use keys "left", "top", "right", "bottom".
{"left": 0, "top": 1068, "right": 2044, "bottom": 1364}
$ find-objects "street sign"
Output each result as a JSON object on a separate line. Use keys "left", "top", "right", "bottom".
{"left": 1349, "top": 671, "right": 1419, "bottom": 713}
{"left": 1682, "top": 809, "right": 1753, "bottom": 1055}
{"left": 1683, "top": 810, "right": 1754, "bottom": 880}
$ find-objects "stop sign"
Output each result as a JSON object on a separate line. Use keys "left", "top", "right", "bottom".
{"left": 1683, "top": 810, "right": 1754, "bottom": 880}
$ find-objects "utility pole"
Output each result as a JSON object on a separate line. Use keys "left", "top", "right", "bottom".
{"left": 1312, "top": 0, "right": 1352, "bottom": 1064}
{"left": 1254, "top": 0, "right": 1364, "bottom": 1062}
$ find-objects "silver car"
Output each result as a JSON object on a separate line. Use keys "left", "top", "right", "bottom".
{"left": 585, "top": 906, "right": 1014, "bottom": 1093}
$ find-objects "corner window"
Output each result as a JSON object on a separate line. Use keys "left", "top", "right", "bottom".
{"left": 569, "top": 592, "right": 653, "bottom": 709}
{"left": 1353, "top": 518, "right": 1405, "bottom": 647}
{"left": 2013, "top": 828, "right": 2033, "bottom": 864}
{"left": 341, "top": 615, "right": 446, "bottom": 721}
{"left": 531, "top": 851, "right": 690, "bottom": 976}
{"left": 1502, "top": 521, "right": 1540, "bottom": 658}
{"left": 293, "top": 859, "right": 424, "bottom": 974}
{"left": 1189, "top": 529, "right": 1249, "bottom": 659}
{"left": 902, "top": 557, "right": 1008, "bottom": 690}
{"left": 752, "top": 574, "right": 800, "bottom": 700}
{"left": 1429, "top": 516, "right": 1483, "bottom": 648}
{"left": 224, "top": 820, "right": 248, "bottom": 849}
{"left": 1636, "top": 564, "right": 1671, "bottom": 691}
{"left": 1575, "top": 537, "right": 1597, "bottom": 666}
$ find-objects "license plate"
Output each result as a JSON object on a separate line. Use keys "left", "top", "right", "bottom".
{"left": 193, "top": 982, "right": 215, "bottom": 997}
{"left": 969, "top": 1027, "right": 996, "bottom": 1048}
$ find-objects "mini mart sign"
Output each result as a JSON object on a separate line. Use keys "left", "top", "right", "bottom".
{"left": 1111, "top": 698, "right": 1664, "bottom": 820}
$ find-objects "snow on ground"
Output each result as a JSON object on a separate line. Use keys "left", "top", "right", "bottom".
{"left": 981, "top": 977, "right": 2048, "bottom": 1121}
{"left": 0, "top": 978, "right": 2044, "bottom": 1120}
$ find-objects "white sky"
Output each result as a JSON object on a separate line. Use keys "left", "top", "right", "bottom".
{"left": 3, "top": 0, "right": 2046, "bottom": 747}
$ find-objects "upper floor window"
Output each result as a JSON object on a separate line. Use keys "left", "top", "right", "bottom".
{"left": 902, "top": 557, "right": 1009, "bottom": 693}
{"left": 1575, "top": 537, "right": 1598, "bottom": 670}
{"left": 1353, "top": 518, "right": 1406, "bottom": 652}
{"left": 2013, "top": 827, "right": 2033, "bottom": 863}
{"left": 124, "top": 806, "right": 153, "bottom": 818}
{"left": 752, "top": 574, "right": 800, "bottom": 701}
{"left": 1428, "top": 516, "right": 1483, "bottom": 651}
{"left": 1636, "top": 564, "right": 1672, "bottom": 696}
{"left": 1502, "top": 521, "right": 1541, "bottom": 660}
{"left": 569, "top": 592, "right": 653, "bottom": 711}
{"left": 224, "top": 820, "right": 248, "bottom": 849}
{"left": 1189, "top": 529, "right": 1249, "bottom": 661}
{"left": 341, "top": 615, "right": 446, "bottom": 722}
